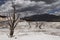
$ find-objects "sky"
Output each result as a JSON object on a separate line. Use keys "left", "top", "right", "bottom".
{"left": 30, "top": 0, "right": 57, "bottom": 4}
{"left": 0, "top": 0, "right": 60, "bottom": 16}
{"left": 0, "top": 0, "right": 7, "bottom": 5}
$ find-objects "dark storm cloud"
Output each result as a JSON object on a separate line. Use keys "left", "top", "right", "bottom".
{"left": 30, "top": 0, "right": 58, "bottom": 4}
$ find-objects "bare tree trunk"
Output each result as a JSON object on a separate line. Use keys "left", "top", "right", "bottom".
{"left": 39, "top": 26, "right": 41, "bottom": 29}
{"left": 10, "top": 26, "right": 14, "bottom": 37}
{"left": 28, "top": 22, "right": 31, "bottom": 29}
{"left": 36, "top": 22, "right": 38, "bottom": 28}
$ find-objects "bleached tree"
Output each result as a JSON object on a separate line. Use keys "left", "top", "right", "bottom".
{"left": 7, "top": 1, "right": 20, "bottom": 37}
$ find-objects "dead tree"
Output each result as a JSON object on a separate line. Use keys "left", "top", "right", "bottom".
{"left": 28, "top": 21, "right": 31, "bottom": 29}
{"left": 7, "top": 2, "right": 20, "bottom": 37}
{"left": 39, "top": 22, "right": 43, "bottom": 29}
{"left": 36, "top": 22, "right": 43, "bottom": 29}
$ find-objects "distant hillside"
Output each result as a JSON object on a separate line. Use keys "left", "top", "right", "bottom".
{"left": 0, "top": 15, "right": 7, "bottom": 18}
{"left": 0, "top": 15, "right": 7, "bottom": 22}
{"left": 21, "top": 14, "right": 60, "bottom": 22}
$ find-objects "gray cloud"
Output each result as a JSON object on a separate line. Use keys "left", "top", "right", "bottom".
{"left": 0, "top": 0, "right": 60, "bottom": 16}
{"left": 30, "top": 0, "right": 58, "bottom": 4}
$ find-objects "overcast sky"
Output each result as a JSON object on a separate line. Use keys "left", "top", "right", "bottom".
{"left": 0, "top": 0, "right": 60, "bottom": 16}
